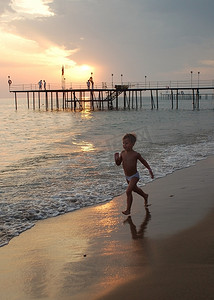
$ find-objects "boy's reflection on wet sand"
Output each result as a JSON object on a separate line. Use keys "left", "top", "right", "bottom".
{"left": 123, "top": 208, "right": 151, "bottom": 240}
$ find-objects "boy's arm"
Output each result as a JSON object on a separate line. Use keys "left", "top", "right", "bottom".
{"left": 138, "top": 153, "right": 154, "bottom": 179}
{"left": 114, "top": 152, "right": 122, "bottom": 166}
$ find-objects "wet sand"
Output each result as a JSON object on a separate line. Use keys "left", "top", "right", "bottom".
{"left": 98, "top": 209, "right": 214, "bottom": 300}
{"left": 0, "top": 156, "right": 213, "bottom": 300}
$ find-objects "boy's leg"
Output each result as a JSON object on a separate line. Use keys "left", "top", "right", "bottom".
{"left": 122, "top": 178, "right": 139, "bottom": 215}
{"left": 133, "top": 185, "right": 149, "bottom": 206}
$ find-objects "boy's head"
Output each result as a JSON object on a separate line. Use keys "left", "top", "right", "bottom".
{"left": 123, "top": 133, "right": 137, "bottom": 145}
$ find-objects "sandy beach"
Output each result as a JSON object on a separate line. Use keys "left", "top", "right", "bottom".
{"left": 0, "top": 156, "right": 214, "bottom": 300}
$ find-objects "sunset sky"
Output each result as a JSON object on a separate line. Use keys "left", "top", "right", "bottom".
{"left": 1, "top": 0, "right": 214, "bottom": 96}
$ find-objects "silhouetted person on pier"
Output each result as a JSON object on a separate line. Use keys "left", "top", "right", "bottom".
{"left": 43, "top": 80, "right": 46, "bottom": 90}
{"left": 87, "top": 80, "right": 90, "bottom": 89}
{"left": 89, "top": 76, "right": 94, "bottom": 89}
{"left": 38, "top": 80, "right": 42, "bottom": 90}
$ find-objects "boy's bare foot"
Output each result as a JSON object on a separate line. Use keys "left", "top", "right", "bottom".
{"left": 122, "top": 210, "right": 131, "bottom": 215}
{"left": 123, "top": 216, "right": 132, "bottom": 224}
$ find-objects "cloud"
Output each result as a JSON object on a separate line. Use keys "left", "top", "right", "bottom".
{"left": 0, "top": 0, "right": 95, "bottom": 86}
{"left": 10, "top": 0, "right": 54, "bottom": 18}
{"left": 0, "top": 0, "right": 13, "bottom": 14}
{"left": 201, "top": 60, "right": 214, "bottom": 67}
{"left": 1, "top": 0, "right": 214, "bottom": 93}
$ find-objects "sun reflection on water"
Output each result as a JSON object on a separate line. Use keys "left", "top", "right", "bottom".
{"left": 81, "top": 141, "right": 95, "bottom": 152}
{"left": 80, "top": 108, "right": 92, "bottom": 120}
{"left": 72, "top": 140, "right": 95, "bottom": 152}
{"left": 93, "top": 202, "right": 120, "bottom": 238}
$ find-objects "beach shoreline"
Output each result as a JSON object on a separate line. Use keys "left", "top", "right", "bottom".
{"left": 0, "top": 156, "right": 213, "bottom": 299}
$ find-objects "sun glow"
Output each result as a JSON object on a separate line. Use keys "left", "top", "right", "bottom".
{"left": 67, "top": 64, "right": 93, "bottom": 81}
{"left": 0, "top": 28, "right": 95, "bottom": 83}
{"left": 0, "top": 31, "right": 74, "bottom": 67}
{"left": 0, "top": 0, "right": 95, "bottom": 90}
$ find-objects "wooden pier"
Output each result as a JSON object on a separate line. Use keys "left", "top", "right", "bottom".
{"left": 10, "top": 82, "right": 214, "bottom": 111}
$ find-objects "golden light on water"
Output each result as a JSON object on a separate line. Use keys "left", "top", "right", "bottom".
{"left": 93, "top": 202, "right": 120, "bottom": 238}
{"left": 81, "top": 142, "right": 95, "bottom": 152}
{"left": 95, "top": 201, "right": 114, "bottom": 212}
{"left": 80, "top": 108, "right": 92, "bottom": 119}
{"left": 73, "top": 141, "right": 95, "bottom": 152}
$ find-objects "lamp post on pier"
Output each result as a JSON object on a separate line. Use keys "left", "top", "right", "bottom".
{"left": 198, "top": 71, "right": 200, "bottom": 88}
{"left": 145, "top": 76, "right": 147, "bottom": 88}
{"left": 112, "top": 74, "right": 114, "bottom": 88}
{"left": 121, "top": 74, "right": 123, "bottom": 85}
{"left": 190, "top": 71, "right": 193, "bottom": 88}
{"left": 8, "top": 75, "right": 12, "bottom": 91}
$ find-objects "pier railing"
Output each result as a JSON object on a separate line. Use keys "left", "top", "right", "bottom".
{"left": 9, "top": 80, "right": 214, "bottom": 92}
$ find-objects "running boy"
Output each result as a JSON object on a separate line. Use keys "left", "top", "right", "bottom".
{"left": 114, "top": 133, "right": 154, "bottom": 215}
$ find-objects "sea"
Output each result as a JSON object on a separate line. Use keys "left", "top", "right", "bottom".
{"left": 0, "top": 94, "right": 214, "bottom": 247}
